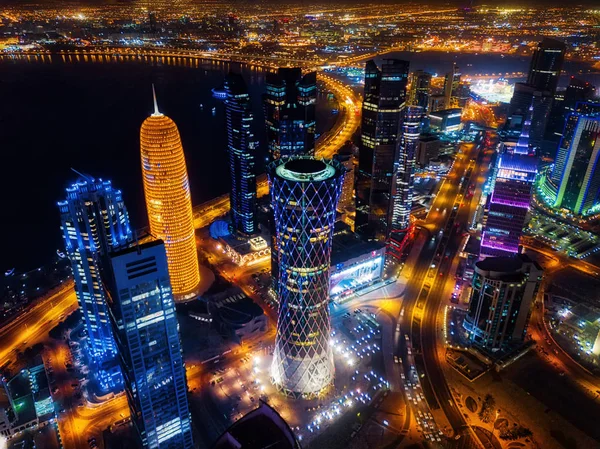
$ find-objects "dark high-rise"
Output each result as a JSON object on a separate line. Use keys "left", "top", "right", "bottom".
{"left": 224, "top": 72, "right": 257, "bottom": 236}
{"left": 388, "top": 106, "right": 423, "bottom": 260}
{"left": 463, "top": 254, "right": 543, "bottom": 352}
{"left": 356, "top": 59, "right": 410, "bottom": 240}
{"left": 263, "top": 68, "right": 316, "bottom": 161}
{"left": 408, "top": 70, "right": 431, "bottom": 111}
{"left": 527, "top": 38, "right": 567, "bottom": 95}
{"left": 265, "top": 68, "right": 317, "bottom": 290}
{"left": 507, "top": 38, "right": 566, "bottom": 147}
{"left": 106, "top": 240, "right": 194, "bottom": 449}
{"left": 508, "top": 83, "right": 553, "bottom": 148}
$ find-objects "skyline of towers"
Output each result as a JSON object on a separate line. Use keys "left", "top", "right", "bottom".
{"left": 480, "top": 153, "right": 538, "bottom": 259}
{"left": 269, "top": 157, "right": 343, "bottom": 397}
{"left": 58, "top": 177, "right": 132, "bottom": 390}
{"left": 263, "top": 68, "right": 317, "bottom": 161}
{"left": 105, "top": 240, "right": 194, "bottom": 449}
{"left": 463, "top": 254, "right": 543, "bottom": 352}
{"left": 388, "top": 106, "right": 423, "bottom": 260}
{"left": 140, "top": 88, "right": 200, "bottom": 301}
{"left": 224, "top": 72, "right": 258, "bottom": 236}
{"left": 356, "top": 59, "right": 410, "bottom": 240}
{"left": 541, "top": 106, "right": 600, "bottom": 217}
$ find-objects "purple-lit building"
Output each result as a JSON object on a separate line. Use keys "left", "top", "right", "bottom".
{"left": 480, "top": 153, "right": 538, "bottom": 259}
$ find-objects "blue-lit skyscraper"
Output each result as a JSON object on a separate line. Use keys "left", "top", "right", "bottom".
{"left": 269, "top": 157, "right": 343, "bottom": 397}
{"left": 263, "top": 68, "right": 316, "bottom": 161}
{"left": 480, "top": 154, "right": 537, "bottom": 258}
{"left": 388, "top": 106, "right": 423, "bottom": 260}
{"left": 58, "top": 177, "right": 132, "bottom": 389}
{"left": 106, "top": 240, "right": 193, "bottom": 449}
{"left": 225, "top": 72, "right": 257, "bottom": 236}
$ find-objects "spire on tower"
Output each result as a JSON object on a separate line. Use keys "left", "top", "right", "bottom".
{"left": 152, "top": 84, "right": 162, "bottom": 116}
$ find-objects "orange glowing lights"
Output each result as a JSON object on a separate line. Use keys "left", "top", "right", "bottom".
{"left": 140, "top": 88, "right": 200, "bottom": 301}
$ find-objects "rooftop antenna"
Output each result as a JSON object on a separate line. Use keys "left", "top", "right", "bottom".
{"left": 152, "top": 84, "right": 162, "bottom": 116}
{"left": 70, "top": 168, "right": 94, "bottom": 183}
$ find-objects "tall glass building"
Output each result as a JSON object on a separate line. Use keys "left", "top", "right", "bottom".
{"left": 408, "top": 70, "right": 431, "bottom": 112}
{"left": 269, "top": 157, "right": 343, "bottom": 397}
{"left": 356, "top": 59, "right": 410, "bottom": 240}
{"left": 526, "top": 38, "right": 566, "bottom": 95}
{"left": 58, "top": 177, "right": 132, "bottom": 389}
{"left": 224, "top": 72, "right": 257, "bottom": 236}
{"left": 106, "top": 240, "right": 193, "bottom": 449}
{"left": 463, "top": 254, "right": 543, "bottom": 352}
{"left": 540, "top": 106, "right": 600, "bottom": 217}
{"left": 388, "top": 106, "right": 423, "bottom": 260}
{"left": 480, "top": 153, "right": 537, "bottom": 259}
{"left": 140, "top": 88, "right": 200, "bottom": 301}
{"left": 444, "top": 64, "right": 461, "bottom": 108}
{"left": 263, "top": 68, "right": 316, "bottom": 161}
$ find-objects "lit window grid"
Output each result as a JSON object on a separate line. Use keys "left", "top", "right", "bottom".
{"left": 268, "top": 157, "right": 343, "bottom": 397}
{"left": 140, "top": 115, "right": 200, "bottom": 300}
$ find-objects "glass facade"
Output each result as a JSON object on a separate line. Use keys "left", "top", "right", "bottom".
{"left": 106, "top": 240, "right": 193, "bottom": 449}
{"left": 464, "top": 255, "right": 543, "bottom": 351}
{"left": 356, "top": 59, "right": 410, "bottom": 240}
{"left": 408, "top": 70, "right": 431, "bottom": 112}
{"left": 543, "top": 106, "right": 600, "bottom": 217}
{"left": 263, "top": 68, "right": 316, "bottom": 162}
{"left": 388, "top": 106, "right": 423, "bottom": 260}
{"left": 264, "top": 68, "right": 317, "bottom": 291}
{"left": 224, "top": 72, "right": 257, "bottom": 236}
{"left": 58, "top": 177, "right": 132, "bottom": 389}
{"left": 480, "top": 153, "right": 537, "bottom": 258}
{"left": 268, "top": 157, "right": 343, "bottom": 397}
{"left": 140, "top": 93, "right": 200, "bottom": 301}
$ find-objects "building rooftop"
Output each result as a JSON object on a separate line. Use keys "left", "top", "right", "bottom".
{"left": 212, "top": 402, "right": 299, "bottom": 449}
{"left": 331, "top": 223, "right": 385, "bottom": 266}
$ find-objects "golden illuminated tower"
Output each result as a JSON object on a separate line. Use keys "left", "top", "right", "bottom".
{"left": 140, "top": 87, "right": 200, "bottom": 301}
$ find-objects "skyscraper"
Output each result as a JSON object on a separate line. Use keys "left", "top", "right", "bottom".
{"left": 388, "top": 106, "right": 423, "bottom": 260}
{"left": 408, "top": 70, "right": 431, "bottom": 111}
{"left": 265, "top": 68, "right": 317, "bottom": 291}
{"left": 140, "top": 88, "right": 200, "bottom": 301}
{"left": 463, "top": 254, "right": 543, "bottom": 352}
{"left": 507, "top": 38, "right": 566, "bottom": 146}
{"left": 541, "top": 109, "right": 600, "bottom": 217}
{"left": 224, "top": 72, "right": 257, "bottom": 236}
{"left": 58, "top": 177, "right": 132, "bottom": 389}
{"left": 356, "top": 59, "right": 410, "bottom": 240}
{"left": 508, "top": 83, "right": 553, "bottom": 148}
{"left": 105, "top": 240, "right": 193, "bottom": 449}
{"left": 480, "top": 153, "right": 537, "bottom": 259}
{"left": 444, "top": 64, "right": 461, "bottom": 108}
{"left": 263, "top": 68, "right": 316, "bottom": 161}
{"left": 514, "top": 103, "right": 534, "bottom": 155}
{"left": 333, "top": 143, "right": 355, "bottom": 214}
{"left": 269, "top": 157, "right": 343, "bottom": 397}
{"left": 527, "top": 38, "right": 566, "bottom": 95}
